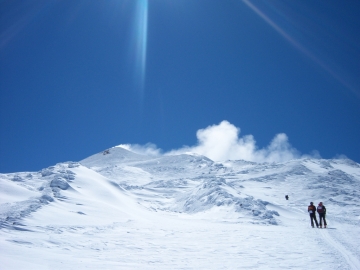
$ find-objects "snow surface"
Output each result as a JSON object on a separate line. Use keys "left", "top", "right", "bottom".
{"left": 1, "top": 146, "right": 360, "bottom": 269}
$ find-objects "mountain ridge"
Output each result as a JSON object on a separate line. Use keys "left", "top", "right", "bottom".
{"left": 1, "top": 146, "right": 360, "bottom": 268}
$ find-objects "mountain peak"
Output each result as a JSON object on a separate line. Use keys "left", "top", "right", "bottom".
{"left": 1, "top": 149, "right": 360, "bottom": 268}
{"left": 80, "top": 146, "right": 151, "bottom": 168}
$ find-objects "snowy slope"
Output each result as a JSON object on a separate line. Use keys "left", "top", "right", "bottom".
{"left": 1, "top": 146, "right": 360, "bottom": 269}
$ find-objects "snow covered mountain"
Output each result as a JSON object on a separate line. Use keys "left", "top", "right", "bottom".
{"left": 1, "top": 146, "right": 360, "bottom": 269}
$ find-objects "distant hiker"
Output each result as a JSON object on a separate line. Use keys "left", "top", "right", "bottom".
{"left": 317, "top": 202, "right": 327, "bottom": 228}
{"left": 308, "top": 202, "right": 319, "bottom": 228}
{"left": 285, "top": 195, "right": 289, "bottom": 200}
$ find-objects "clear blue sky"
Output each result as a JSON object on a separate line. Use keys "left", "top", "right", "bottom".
{"left": 1, "top": 0, "right": 360, "bottom": 173}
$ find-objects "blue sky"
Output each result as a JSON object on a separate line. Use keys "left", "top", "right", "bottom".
{"left": 1, "top": 0, "right": 360, "bottom": 173}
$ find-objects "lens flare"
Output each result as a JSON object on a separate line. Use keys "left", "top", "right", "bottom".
{"left": 1, "top": 1, "right": 50, "bottom": 50}
{"left": 242, "top": 0, "right": 360, "bottom": 98}
{"left": 131, "top": 0, "right": 148, "bottom": 103}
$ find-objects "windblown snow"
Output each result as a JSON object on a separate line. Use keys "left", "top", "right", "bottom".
{"left": 1, "top": 146, "right": 360, "bottom": 269}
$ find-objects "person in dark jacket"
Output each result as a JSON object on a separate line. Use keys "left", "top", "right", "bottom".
{"left": 285, "top": 195, "right": 289, "bottom": 200}
{"left": 317, "top": 202, "right": 327, "bottom": 228}
{"left": 308, "top": 202, "right": 319, "bottom": 228}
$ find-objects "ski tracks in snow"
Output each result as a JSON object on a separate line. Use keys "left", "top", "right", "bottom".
{"left": 318, "top": 225, "right": 360, "bottom": 270}
{"left": 275, "top": 203, "right": 360, "bottom": 270}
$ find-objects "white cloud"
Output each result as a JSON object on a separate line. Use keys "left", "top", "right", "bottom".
{"left": 333, "top": 154, "right": 348, "bottom": 159}
{"left": 118, "top": 121, "right": 319, "bottom": 163}
{"left": 168, "top": 121, "right": 306, "bottom": 163}
{"left": 116, "top": 143, "right": 161, "bottom": 157}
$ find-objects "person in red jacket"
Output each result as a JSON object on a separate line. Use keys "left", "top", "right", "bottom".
{"left": 308, "top": 202, "right": 319, "bottom": 228}
{"left": 317, "top": 202, "right": 327, "bottom": 228}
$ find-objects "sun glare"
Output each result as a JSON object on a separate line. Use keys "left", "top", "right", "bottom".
{"left": 132, "top": 0, "right": 148, "bottom": 103}
{"left": 242, "top": 0, "right": 360, "bottom": 98}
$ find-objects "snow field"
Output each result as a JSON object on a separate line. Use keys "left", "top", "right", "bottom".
{"left": 0, "top": 215, "right": 347, "bottom": 269}
{"left": 1, "top": 146, "right": 359, "bottom": 269}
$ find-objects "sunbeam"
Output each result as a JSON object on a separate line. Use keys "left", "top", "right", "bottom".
{"left": 131, "top": 0, "right": 148, "bottom": 104}
{"left": 242, "top": 0, "right": 360, "bottom": 98}
{"left": 0, "top": 1, "right": 51, "bottom": 50}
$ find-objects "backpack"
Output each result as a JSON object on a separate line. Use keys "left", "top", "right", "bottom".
{"left": 317, "top": 205, "right": 326, "bottom": 213}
